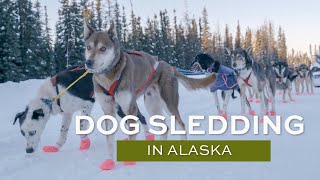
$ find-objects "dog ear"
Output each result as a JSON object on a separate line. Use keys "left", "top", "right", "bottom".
{"left": 225, "top": 48, "right": 231, "bottom": 56}
{"left": 13, "top": 112, "right": 24, "bottom": 125}
{"left": 84, "top": 20, "right": 94, "bottom": 40}
{"left": 107, "top": 21, "right": 118, "bottom": 40}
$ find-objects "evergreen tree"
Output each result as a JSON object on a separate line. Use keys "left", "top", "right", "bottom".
{"left": 0, "top": 0, "right": 21, "bottom": 82}
{"left": 200, "top": 7, "right": 211, "bottom": 53}
{"left": 114, "top": 0, "right": 123, "bottom": 44}
{"left": 235, "top": 20, "right": 241, "bottom": 49}
{"left": 43, "top": 6, "right": 54, "bottom": 75}
{"left": 243, "top": 27, "right": 252, "bottom": 51}
{"left": 54, "top": 0, "right": 72, "bottom": 72}
{"left": 95, "top": 0, "right": 103, "bottom": 30}
{"left": 277, "top": 26, "right": 287, "bottom": 61}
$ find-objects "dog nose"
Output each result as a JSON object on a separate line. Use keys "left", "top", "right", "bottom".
{"left": 26, "top": 147, "right": 34, "bottom": 153}
{"left": 85, "top": 60, "right": 94, "bottom": 68}
{"left": 232, "top": 63, "right": 236, "bottom": 67}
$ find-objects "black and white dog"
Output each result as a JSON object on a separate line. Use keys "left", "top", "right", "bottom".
{"left": 228, "top": 48, "right": 276, "bottom": 117}
{"left": 14, "top": 67, "right": 94, "bottom": 153}
{"left": 272, "top": 61, "right": 298, "bottom": 103}
{"left": 191, "top": 54, "right": 254, "bottom": 118}
{"left": 14, "top": 66, "right": 150, "bottom": 153}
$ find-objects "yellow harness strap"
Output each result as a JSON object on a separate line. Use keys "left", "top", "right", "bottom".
{"left": 52, "top": 70, "right": 90, "bottom": 101}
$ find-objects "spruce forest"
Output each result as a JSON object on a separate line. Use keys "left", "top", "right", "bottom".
{"left": 0, "top": 0, "right": 318, "bottom": 83}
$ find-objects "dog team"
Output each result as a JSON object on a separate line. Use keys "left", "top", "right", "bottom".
{"left": 13, "top": 20, "right": 315, "bottom": 170}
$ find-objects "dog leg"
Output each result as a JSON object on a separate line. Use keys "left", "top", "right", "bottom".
{"left": 212, "top": 91, "right": 221, "bottom": 114}
{"left": 42, "top": 113, "right": 72, "bottom": 153}
{"left": 159, "top": 77, "right": 186, "bottom": 140}
{"left": 79, "top": 104, "right": 93, "bottom": 151}
{"left": 144, "top": 85, "right": 166, "bottom": 140}
{"left": 282, "top": 89, "right": 288, "bottom": 103}
{"left": 240, "top": 85, "right": 247, "bottom": 115}
{"left": 221, "top": 90, "right": 232, "bottom": 119}
{"left": 96, "top": 94, "right": 116, "bottom": 170}
{"left": 115, "top": 91, "right": 139, "bottom": 166}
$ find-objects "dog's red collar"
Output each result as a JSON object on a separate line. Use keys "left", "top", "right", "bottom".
{"left": 240, "top": 70, "right": 252, "bottom": 87}
{"left": 98, "top": 73, "right": 124, "bottom": 97}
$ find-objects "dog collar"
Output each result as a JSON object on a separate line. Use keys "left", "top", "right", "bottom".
{"left": 40, "top": 98, "right": 53, "bottom": 112}
{"left": 235, "top": 66, "right": 247, "bottom": 73}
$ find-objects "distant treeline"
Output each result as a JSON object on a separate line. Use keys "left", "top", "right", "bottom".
{"left": 0, "top": 0, "right": 317, "bottom": 83}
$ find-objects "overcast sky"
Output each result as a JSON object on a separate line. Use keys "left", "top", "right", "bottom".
{"left": 37, "top": 0, "right": 320, "bottom": 53}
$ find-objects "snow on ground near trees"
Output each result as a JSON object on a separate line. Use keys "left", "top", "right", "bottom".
{"left": 0, "top": 78, "right": 319, "bottom": 180}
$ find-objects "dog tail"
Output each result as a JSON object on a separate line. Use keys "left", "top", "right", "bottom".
{"left": 174, "top": 71, "right": 216, "bottom": 90}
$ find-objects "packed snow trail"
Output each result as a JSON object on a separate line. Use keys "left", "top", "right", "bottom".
{"left": 0, "top": 78, "right": 319, "bottom": 180}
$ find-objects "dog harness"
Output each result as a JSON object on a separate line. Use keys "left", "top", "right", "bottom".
{"left": 98, "top": 51, "right": 160, "bottom": 97}
{"left": 240, "top": 70, "right": 252, "bottom": 87}
{"left": 49, "top": 66, "right": 89, "bottom": 112}
{"left": 209, "top": 65, "right": 239, "bottom": 92}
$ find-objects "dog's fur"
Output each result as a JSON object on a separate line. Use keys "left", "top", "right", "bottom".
{"left": 297, "top": 64, "right": 313, "bottom": 94}
{"left": 228, "top": 48, "right": 276, "bottom": 117}
{"left": 14, "top": 68, "right": 94, "bottom": 153}
{"left": 272, "top": 61, "right": 298, "bottom": 102}
{"left": 191, "top": 53, "right": 253, "bottom": 116}
{"left": 84, "top": 22, "right": 216, "bottom": 163}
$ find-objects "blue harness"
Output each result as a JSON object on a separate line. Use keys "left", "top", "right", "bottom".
{"left": 210, "top": 65, "right": 239, "bottom": 92}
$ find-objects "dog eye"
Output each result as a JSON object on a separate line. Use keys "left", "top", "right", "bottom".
{"left": 29, "top": 130, "right": 36, "bottom": 136}
{"left": 21, "top": 130, "right": 25, "bottom": 136}
{"left": 86, "top": 46, "right": 91, "bottom": 50}
{"left": 100, "top": 47, "right": 106, "bottom": 51}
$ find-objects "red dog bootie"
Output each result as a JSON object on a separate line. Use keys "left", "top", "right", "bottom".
{"left": 281, "top": 100, "right": 288, "bottom": 104}
{"left": 100, "top": 159, "right": 115, "bottom": 170}
{"left": 248, "top": 97, "right": 253, "bottom": 102}
{"left": 220, "top": 113, "right": 227, "bottom": 120}
{"left": 249, "top": 110, "right": 255, "bottom": 116}
{"left": 80, "top": 136, "right": 91, "bottom": 151}
{"left": 269, "top": 111, "right": 276, "bottom": 116}
{"left": 42, "top": 143, "right": 61, "bottom": 152}
{"left": 255, "top": 99, "right": 261, "bottom": 103}
{"left": 145, "top": 133, "right": 155, "bottom": 141}
{"left": 290, "top": 99, "right": 296, "bottom": 102}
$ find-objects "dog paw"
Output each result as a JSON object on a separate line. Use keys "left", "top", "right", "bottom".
{"left": 145, "top": 134, "right": 155, "bottom": 141}
{"left": 80, "top": 139, "right": 91, "bottom": 151}
{"left": 267, "top": 99, "right": 272, "bottom": 103}
{"left": 265, "top": 111, "right": 269, "bottom": 116}
{"left": 42, "top": 145, "right": 59, "bottom": 153}
{"left": 123, "top": 161, "right": 136, "bottom": 166}
{"left": 269, "top": 111, "right": 276, "bottom": 116}
{"left": 100, "top": 159, "right": 115, "bottom": 170}
{"left": 281, "top": 100, "right": 288, "bottom": 104}
{"left": 220, "top": 113, "right": 227, "bottom": 119}
{"left": 290, "top": 99, "right": 296, "bottom": 102}
{"left": 249, "top": 110, "right": 255, "bottom": 116}
{"left": 248, "top": 98, "right": 253, "bottom": 102}
{"left": 295, "top": 92, "right": 300, "bottom": 96}
{"left": 255, "top": 99, "right": 261, "bottom": 103}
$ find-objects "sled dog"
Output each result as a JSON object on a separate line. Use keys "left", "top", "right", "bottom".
{"left": 228, "top": 48, "right": 276, "bottom": 117}
{"left": 191, "top": 53, "right": 254, "bottom": 117}
{"left": 14, "top": 67, "right": 95, "bottom": 153}
{"left": 297, "top": 64, "right": 314, "bottom": 94}
{"left": 83, "top": 22, "right": 216, "bottom": 170}
{"left": 272, "top": 61, "right": 298, "bottom": 102}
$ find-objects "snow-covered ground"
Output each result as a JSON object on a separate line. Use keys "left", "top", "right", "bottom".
{"left": 0, "top": 78, "right": 319, "bottom": 180}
